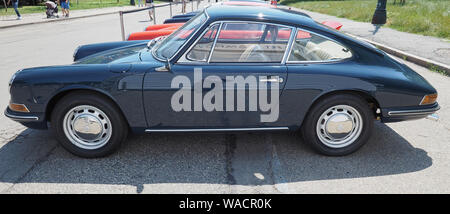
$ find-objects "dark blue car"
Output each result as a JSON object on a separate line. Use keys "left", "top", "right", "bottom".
{"left": 6, "top": 5, "right": 439, "bottom": 157}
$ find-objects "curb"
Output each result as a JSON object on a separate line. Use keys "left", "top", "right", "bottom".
{"left": 354, "top": 36, "right": 450, "bottom": 76}
{"left": 0, "top": 10, "right": 119, "bottom": 30}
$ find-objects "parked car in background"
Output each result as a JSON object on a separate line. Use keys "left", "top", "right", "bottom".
{"left": 128, "top": 20, "right": 342, "bottom": 41}
{"left": 128, "top": 0, "right": 279, "bottom": 40}
{"left": 163, "top": 11, "right": 199, "bottom": 24}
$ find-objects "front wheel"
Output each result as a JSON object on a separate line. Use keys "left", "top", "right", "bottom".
{"left": 51, "top": 92, "right": 128, "bottom": 158}
{"left": 301, "top": 94, "right": 374, "bottom": 156}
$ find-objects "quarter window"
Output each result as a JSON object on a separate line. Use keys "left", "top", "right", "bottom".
{"left": 288, "top": 29, "right": 352, "bottom": 62}
{"left": 186, "top": 24, "right": 220, "bottom": 62}
{"left": 209, "top": 22, "right": 292, "bottom": 63}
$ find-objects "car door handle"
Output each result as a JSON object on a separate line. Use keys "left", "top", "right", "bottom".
{"left": 260, "top": 76, "right": 283, "bottom": 83}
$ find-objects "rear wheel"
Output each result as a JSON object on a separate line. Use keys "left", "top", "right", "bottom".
{"left": 51, "top": 92, "right": 128, "bottom": 158}
{"left": 301, "top": 94, "right": 374, "bottom": 156}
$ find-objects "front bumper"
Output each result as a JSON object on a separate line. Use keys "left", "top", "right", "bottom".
{"left": 381, "top": 102, "right": 440, "bottom": 123}
{"left": 4, "top": 107, "right": 47, "bottom": 129}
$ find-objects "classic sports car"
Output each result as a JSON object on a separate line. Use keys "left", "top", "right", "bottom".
{"left": 6, "top": 5, "right": 439, "bottom": 158}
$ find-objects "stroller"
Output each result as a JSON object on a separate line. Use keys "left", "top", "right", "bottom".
{"left": 45, "top": 1, "right": 59, "bottom": 18}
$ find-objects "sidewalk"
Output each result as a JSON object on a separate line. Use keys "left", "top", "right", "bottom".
{"left": 287, "top": 7, "right": 450, "bottom": 67}
{"left": 0, "top": 5, "right": 139, "bottom": 29}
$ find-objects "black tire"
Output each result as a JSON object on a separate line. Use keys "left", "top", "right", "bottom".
{"left": 51, "top": 92, "right": 128, "bottom": 158}
{"left": 301, "top": 94, "right": 374, "bottom": 156}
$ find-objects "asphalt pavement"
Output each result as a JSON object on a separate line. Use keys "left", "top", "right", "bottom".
{"left": 0, "top": 1, "right": 449, "bottom": 193}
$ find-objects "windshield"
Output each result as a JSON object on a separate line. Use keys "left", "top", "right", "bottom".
{"left": 154, "top": 12, "right": 207, "bottom": 60}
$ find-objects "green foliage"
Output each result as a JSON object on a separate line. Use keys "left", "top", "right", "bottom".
{"left": 281, "top": 0, "right": 450, "bottom": 39}
{"left": 428, "top": 64, "right": 449, "bottom": 76}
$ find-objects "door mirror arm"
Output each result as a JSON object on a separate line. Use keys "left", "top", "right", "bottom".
{"left": 155, "top": 57, "right": 173, "bottom": 73}
{"left": 166, "top": 58, "right": 172, "bottom": 72}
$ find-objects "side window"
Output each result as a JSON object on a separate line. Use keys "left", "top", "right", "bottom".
{"left": 186, "top": 24, "right": 220, "bottom": 62}
{"left": 288, "top": 29, "right": 352, "bottom": 62}
{"left": 209, "top": 22, "right": 292, "bottom": 63}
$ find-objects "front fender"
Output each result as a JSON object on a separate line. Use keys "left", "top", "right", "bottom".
{"left": 10, "top": 64, "right": 148, "bottom": 131}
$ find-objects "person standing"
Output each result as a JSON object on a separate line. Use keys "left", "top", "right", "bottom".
{"left": 7, "top": 0, "right": 21, "bottom": 20}
{"left": 145, "top": 0, "right": 154, "bottom": 21}
{"left": 58, "top": 0, "right": 70, "bottom": 17}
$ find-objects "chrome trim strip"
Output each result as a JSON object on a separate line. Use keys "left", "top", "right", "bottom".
{"left": 207, "top": 22, "right": 223, "bottom": 63}
{"left": 282, "top": 27, "right": 297, "bottom": 64}
{"left": 388, "top": 105, "right": 440, "bottom": 116}
{"left": 419, "top": 95, "right": 427, "bottom": 106}
{"left": 4, "top": 111, "right": 39, "bottom": 121}
{"left": 179, "top": 22, "right": 221, "bottom": 64}
{"left": 286, "top": 58, "right": 350, "bottom": 64}
{"left": 145, "top": 127, "right": 289, "bottom": 132}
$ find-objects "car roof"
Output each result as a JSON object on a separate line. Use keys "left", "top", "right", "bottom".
{"left": 221, "top": 1, "right": 277, "bottom": 8}
{"left": 205, "top": 5, "right": 316, "bottom": 27}
{"left": 204, "top": 5, "right": 384, "bottom": 57}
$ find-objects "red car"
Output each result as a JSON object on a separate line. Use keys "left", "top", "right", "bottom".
{"left": 127, "top": 20, "right": 342, "bottom": 41}
{"left": 127, "top": 1, "right": 343, "bottom": 41}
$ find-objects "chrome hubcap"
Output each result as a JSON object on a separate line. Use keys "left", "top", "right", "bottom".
{"left": 63, "top": 105, "right": 112, "bottom": 150}
{"left": 316, "top": 105, "right": 363, "bottom": 148}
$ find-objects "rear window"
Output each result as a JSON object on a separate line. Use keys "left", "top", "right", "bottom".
{"left": 288, "top": 29, "right": 352, "bottom": 62}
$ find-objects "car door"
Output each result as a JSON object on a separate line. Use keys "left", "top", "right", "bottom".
{"left": 143, "top": 22, "right": 294, "bottom": 130}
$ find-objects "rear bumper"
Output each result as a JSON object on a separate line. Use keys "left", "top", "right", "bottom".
{"left": 4, "top": 108, "right": 47, "bottom": 129}
{"left": 381, "top": 103, "right": 440, "bottom": 123}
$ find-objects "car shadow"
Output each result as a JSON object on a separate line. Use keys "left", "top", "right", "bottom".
{"left": 0, "top": 121, "right": 432, "bottom": 193}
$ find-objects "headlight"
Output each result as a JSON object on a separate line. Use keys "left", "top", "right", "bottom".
{"left": 420, "top": 93, "right": 438, "bottom": 105}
